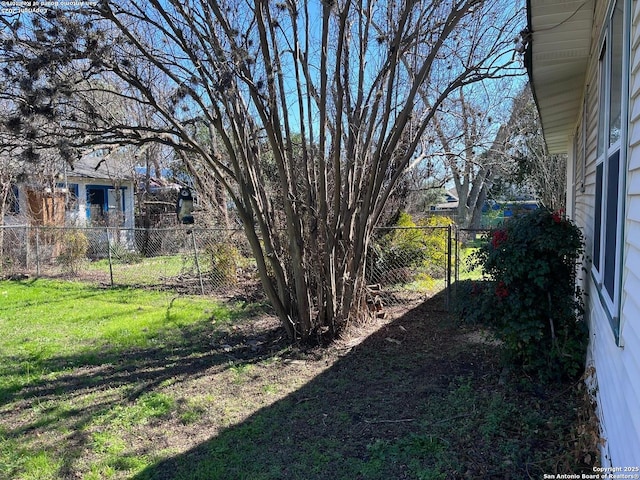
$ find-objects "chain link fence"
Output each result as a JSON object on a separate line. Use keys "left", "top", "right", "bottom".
{"left": 453, "top": 228, "right": 493, "bottom": 283}
{"left": 449, "top": 228, "right": 494, "bottom": 307}
{"left": 0, "top": 225, "right": 254, "bottom": 296}
{"left": 0, "top": 224, "right": 454, "bottom": 307}
{"left": 367, "top": 225, "right": 453, "bottom": 308}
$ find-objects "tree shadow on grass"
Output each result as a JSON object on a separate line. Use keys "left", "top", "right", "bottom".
{"left": 0, "top": 297, "right": 286, "bottom": 478}
{"left": 127, "top": 289, "right": 586, "bottom": 480}
{"left": 1, "top": 315, "right": 281, "bottom": 401}
{"left": 1, "top": 286, "right": 591, "bottom": 479}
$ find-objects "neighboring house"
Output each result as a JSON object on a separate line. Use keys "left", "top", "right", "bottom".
{"left": 65, "top": 152, "right": 135, "bottom": 229}
{"left": 527, "top": 0, "right": 640, "bottom": 467}
{"left": 9, "top": 151, "right": 135, "bottom": 228}
{"left": 429, "top": 188, "right": 459, "bottom": 212}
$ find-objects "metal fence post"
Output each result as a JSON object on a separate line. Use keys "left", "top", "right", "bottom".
{"left": 34, "top": 226, "right": 40, "bottom": 277}
{"left": 190, "top": 229, "right": 205, "bottom": 296}
{"left": 446, "top": 224, "right": 452, "bottom": 311}
{"left": 454, "top": 227, "right": 460, "bottom": 303}
{"left": 106, "top": 227, "right": 114, "bottom": 287}
{"left": 454, "top": 227, "right": 458, "bottom": 284}
{"left": 24, "top": 225, "right": 29, "bottom": 271}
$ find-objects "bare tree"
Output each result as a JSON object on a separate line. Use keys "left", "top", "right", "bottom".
{"left": 0, "top": 132, "right": 22, "bottom": 227}
{"left": 504, "top": 84, "right": 567, "bottom": 210}
{"left": 0, "top": 99, "right": 19, "bottom": 224}
{"left": 424, "top": 78, "right": 523, "bottom": 229}
{"left": 1, "top": 0, "right": 523, "bottom": 341}
{"left": 0, "top": 100, "right": 63, "bottom": 226}
{"left": 1, "top": 87, "right": 30, "bottom": 225}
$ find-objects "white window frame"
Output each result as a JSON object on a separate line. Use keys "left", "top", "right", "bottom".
{"left": 592, "top": 0, "right": 629, "bottom": 343}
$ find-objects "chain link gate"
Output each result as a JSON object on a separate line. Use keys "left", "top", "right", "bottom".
{"left": 367, "top": 225, "right": 453, "bottom": 311}
{"left": 451, "top": 227, "right": 494, "bottom": 306}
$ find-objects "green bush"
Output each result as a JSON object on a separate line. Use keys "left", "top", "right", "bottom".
{"left": 109, "top": 241, "right": 142, "bottom": 264}
{"left": 374, "top": 212, "right": 429, "bottom": 273}
{"left": 57, "top": 231, "right": 89, "bottom": 274}
{"left": 368, "top": 212, "right": 453, "bottom": 286}
{"left": 468, "top": 208, "right": 588, "bottom": 381}
{"left": 454, "top": 279, "right": 491, "bottom": 323}
{"left": 206, "top": 242, "right": 241, "bottom": 286}
{"left": 419, "top": 215, "right": 454, "bottom": 279}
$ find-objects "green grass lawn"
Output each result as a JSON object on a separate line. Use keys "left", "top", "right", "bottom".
{"left": 0, "top": 279, "right": 598, "bottom": 479}
{"left": 86, "top": 254, "right": 193, "bottom": 285}
{"left": 0, "top": 279, "right": 241, "bottom": 479}
{"left": 0, "top": 279, "right": 229, "bottom": 363}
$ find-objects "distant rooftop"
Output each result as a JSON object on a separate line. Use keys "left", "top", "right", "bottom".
{"left": 66, "top": 149, "right": 134, "bottom": 181}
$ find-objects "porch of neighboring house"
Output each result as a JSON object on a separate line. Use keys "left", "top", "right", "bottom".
{"left": 13, "top": 182, "right": 133, "bottom": 229}
{"left": 24, "top": 188, "right": 66, "bottom": 226}
{"left": 82, "top": 183, "right": 131, "bottom": 228}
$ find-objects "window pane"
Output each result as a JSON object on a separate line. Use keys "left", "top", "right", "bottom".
{"left": 108, "top": 189, "right": 119, "bottom": 212}
{"left": 593, "top": 163, "right": 603, "bottom": 271}
{"left": 597, "top": 45, "right": 607, "bottom": 157}
{"left": 604, "top": 150, "right": 620, "bottom": 298}
{"left": 609, "top": 2, "right": 623, "bottom": 146}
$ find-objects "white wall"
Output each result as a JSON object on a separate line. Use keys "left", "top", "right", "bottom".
{"left": 586, "top": 283, "right": 640, "bottom": 467}
{"left": 584, "top": 0, "right": 640, "bottom": 468}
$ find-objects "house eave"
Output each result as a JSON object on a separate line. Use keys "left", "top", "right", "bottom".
{"left": 526, "top": 0, "right": 594, "bottom": 154}
{"left": 65, "top": 156, "right": 134, "bottom": 182}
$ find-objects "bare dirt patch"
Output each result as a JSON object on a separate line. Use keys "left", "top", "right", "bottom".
{"left": 132, "top": 294, "right": 598, "bottom": 479}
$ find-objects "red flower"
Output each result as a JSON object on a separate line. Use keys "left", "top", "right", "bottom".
{"left": 552, "top": 209, "right": 565, "bottom": 224}
{"left": 495, "top": 281, "right": 509, "bottom": 299}
{"left": 491, "top": 229, "right": 508, "bottom": 248}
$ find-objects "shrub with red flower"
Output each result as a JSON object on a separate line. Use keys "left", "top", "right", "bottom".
{"left": 491, "top": 229, "right": 508, "bottom": 249}
{"left": 467, "top": 207, "right": 587, "bottom": 381}
{"left": 551, "top": 209, "right": 564, "bottom": 224}
{"left": 495, "top": 281, "right": 508, "bottom": 299}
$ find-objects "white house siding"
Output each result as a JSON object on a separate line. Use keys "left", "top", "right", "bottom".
{"left": 574, "top": 51, "right": 600, "bottom": 297}
{"left": 587, "top": 282, "right": 640, "bottom": 467}
{"left": 580, "top": 0, "right": 640, "bottom": 468}
{"left": 616, "top": 0, "right": 640, "bottom": 464}
{"left": 572, "top": 53, "right": 600, "bottom": 231}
